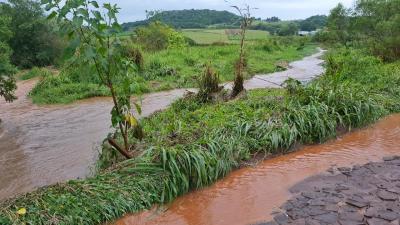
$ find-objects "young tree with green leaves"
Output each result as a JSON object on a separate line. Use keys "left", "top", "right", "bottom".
{"left": 0, "top": 9, "right": 17, "bottom": 102}
{"left": 41, "top": 0, "right": 143, "bottom": 159}
{"left": 327, "top": 3, "right": 350, "bottom": 45}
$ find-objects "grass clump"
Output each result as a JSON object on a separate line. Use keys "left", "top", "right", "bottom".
{"left": 19, "top": 67, "right": 53, "bottom": 80}
{"left": 196, "top": 64, "right": 222, "bottom": 102}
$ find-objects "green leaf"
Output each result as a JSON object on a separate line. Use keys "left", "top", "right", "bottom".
{"left": 90, "top": 1, "right": 99, "bottom": 8}
{"left": 47, "top": 11, "right": 57, "bottom": 20}
{"left": 73, "top": 16, "right": 84, "bottom": 27}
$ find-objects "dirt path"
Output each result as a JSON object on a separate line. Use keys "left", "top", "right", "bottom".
{"left": 0, "top": 48, "right": 325, "bottom": 201}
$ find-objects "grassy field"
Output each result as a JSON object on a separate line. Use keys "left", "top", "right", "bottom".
{"left": 2, "top": 48, "right": 399, "bottom": 225}
{"left": 29, "top": 36, "right": 316, "bottom": 104}
{"left": 182, "top": 29, "right": 269, "bottom": 44}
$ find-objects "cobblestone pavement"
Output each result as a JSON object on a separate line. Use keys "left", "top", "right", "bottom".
{"left": 256, "top": 156, "right": 400, "bottom": 225}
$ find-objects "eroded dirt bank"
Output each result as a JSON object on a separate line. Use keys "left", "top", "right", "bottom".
{"left": 114, "top": 114, "right": 400, "bottom": 225}
{"left": 0, "top": 49, "right": 324, "bottom": 201}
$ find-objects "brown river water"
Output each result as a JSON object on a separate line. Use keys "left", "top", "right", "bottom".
{"left": 114, "top": 114, "right": 400, "bottom": 225}
{"left": 0, "top": 49, "right": 325, "bottom": 201}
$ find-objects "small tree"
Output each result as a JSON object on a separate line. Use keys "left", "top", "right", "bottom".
{"left": 42, "top": 0, "right": 142, "bottom": 159}
{"left": 0, "top": 11, "right": 17, "bottom": 102}
{"left": 231, "top": 4, "right": 253, "bottom": 97}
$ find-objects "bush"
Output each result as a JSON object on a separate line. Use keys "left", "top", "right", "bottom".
{"left": 120, "top": 42, "right": 144, "bottom": 70}
{"left": 197, "top": 64, "right": 221, "bottom": 102}
{"left": 135, "top": 21, "right": 187, "bottom": 51}
{"left": 20, "top": 67, "right": 53, "bottom": 80}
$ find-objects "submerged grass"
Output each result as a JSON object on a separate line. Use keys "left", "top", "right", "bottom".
{"left": 1, "top": 48, "right": 400, "bottom": 224}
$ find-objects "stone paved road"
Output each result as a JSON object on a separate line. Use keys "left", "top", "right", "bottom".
{"left": 256, "top": 156, "right": 400, "bottom": 225}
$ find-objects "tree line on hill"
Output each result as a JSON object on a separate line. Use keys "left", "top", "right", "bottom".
{"left": 316, "top": 0, "right": 400, "bottom": 61}
{"left": 122, "top": 9, "right": 327, "bottom": 34}
{"left": 122, "top": 9, "right": 241, "bottom": 31}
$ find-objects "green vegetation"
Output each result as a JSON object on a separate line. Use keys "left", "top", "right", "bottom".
{"left": 0, "top": 0, "right": 64, "bottom": 68}
{"left": 315, "top": 0, "right": 400, "bottom": 61}
{"left": 182, "top": 29, "right": 269, "bottom": 45}
{"left": 299, "top": 15, "right": 327, "bottom": 31}
{"left": 30, "top": 37, "right": 316, "bottom": 104}
{"left": 19, "top": 67, "right": 53, "bottom": 80}
{"left": 0, "top": 6, "right": 16, "bottom": 102}
{"left": 2, "top": 48, "right": 399, "bottom": 224}
{"left": 122, "top": 9, "right": 240, "bottom": 31}
{"left": 134, "top": 21, "right": 188, "bottom": 51}
{"left": 251, "top": 15, "right": 327, "bottom": 35}
{"left": 2, "top": 1, "right": 399, "bottom": 225}
{"left": 41, "top": 0, "right": 145, "bottom": 159}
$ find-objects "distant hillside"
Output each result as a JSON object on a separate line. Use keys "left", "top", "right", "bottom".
{"left": 299, "top": 15, "right": 327, "bottom": 31}
{"left": 122, "top": 9, "right": 240, "bottom": 31}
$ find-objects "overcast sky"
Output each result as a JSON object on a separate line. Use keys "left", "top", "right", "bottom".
{"left": 95, "top": 0, "right": 355, "bottom": 23}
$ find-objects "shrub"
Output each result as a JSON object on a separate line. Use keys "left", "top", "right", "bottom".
{"left": 197, "top": 64, "right": 221, "bottom": 102}
{"left": 135, "top": 21, "right": 187, "bottom": 51}
{"left": 20, "top": 67, "right": 53, "bottom": 80}
{"left": 120, "top": 43, "right": 144, "bottom": 70}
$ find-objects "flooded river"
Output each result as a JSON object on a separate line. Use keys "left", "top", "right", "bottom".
{"left": 114, "top": 114, "right": 400, "bottom": 225}
{"left": 0, "top": 49, "right": 324, "bottom": 200}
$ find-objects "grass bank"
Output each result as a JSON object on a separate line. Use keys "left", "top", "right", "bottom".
{"left": 1, "top": 48, "right": 399, "bottom": 224}
{"left": 182, "top": 29, "right": 269, "bottom": 44}
{"left": 29, "top": 37, "right": 316, "bottom": 104}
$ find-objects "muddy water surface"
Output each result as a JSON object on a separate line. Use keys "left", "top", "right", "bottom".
{"left": 115, "top": 114, "right": 400, "bottom": 225}
{"left": 0, "top": 49, "right": 324, "bottom": 200}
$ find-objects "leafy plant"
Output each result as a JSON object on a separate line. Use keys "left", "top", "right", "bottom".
{"left": 42, "top": 0, "right": 142, "bottom": 159}
{"left": 0, "top": 11, "right": 16, "bottom": 102}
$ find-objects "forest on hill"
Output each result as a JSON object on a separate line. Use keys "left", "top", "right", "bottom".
{"left": 122, "top": 9, "right": 241, "bottom": 30}
{"left": 122, "top": 9, "right": 327, "bottom": 33}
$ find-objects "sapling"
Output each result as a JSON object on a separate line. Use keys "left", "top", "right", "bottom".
{"left": 42, "top": 0, "right": 143, "bottom": 159}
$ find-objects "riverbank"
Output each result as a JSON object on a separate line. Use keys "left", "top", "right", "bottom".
{"left": 29, "top": 40, "right": 317, "bottom": 104}
{"left": 260, "top": 156, "right": 400, "bottom": 225}
{"left": 115, "top": 113, "right": 400, "bottom": 225}
{"left": 0, "top": 48, "right": 324, "bottom": 202}
{"left": 1, "top": 48, "right": 399, "bottom": 225}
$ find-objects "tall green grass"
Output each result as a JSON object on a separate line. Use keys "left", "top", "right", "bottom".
{"left": 2, "top": 48, "right": 399, "bottom": 225}
{"left": 29, "top": 37, "right": 316, "bottom": 104}
{"left": 19, "top": 67, "right": 53, "bottom": 80}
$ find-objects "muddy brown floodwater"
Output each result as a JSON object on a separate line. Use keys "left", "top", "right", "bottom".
{"left": 0, "top": 49, "right": 324, "bottom": 201}
{"left": 114, "top": 114, "right": 400, "bottom": 225}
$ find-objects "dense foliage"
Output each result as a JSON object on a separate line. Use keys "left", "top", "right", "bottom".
{"left": 0, "top": 0, "right": 64, "bottom": 68}
{"left": 0, "top": 9, "right": 17, "bottom": 102}
{"left": 134, "top": 22, "right": 187, "bottom": 51}
{"left": 122, "top": 9, "right": 240, "bottom": 31}
{"left": 251, "top": 15, "right": 326, "bottom": 35}
{"left": 299, "top": 15, "right": 327, "bottom": 31}
{"left": 317, "top": 0, "right": 400, "bottom": 61}
{"left": 2, "top": 48, "right": 399, "bottom": 224}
